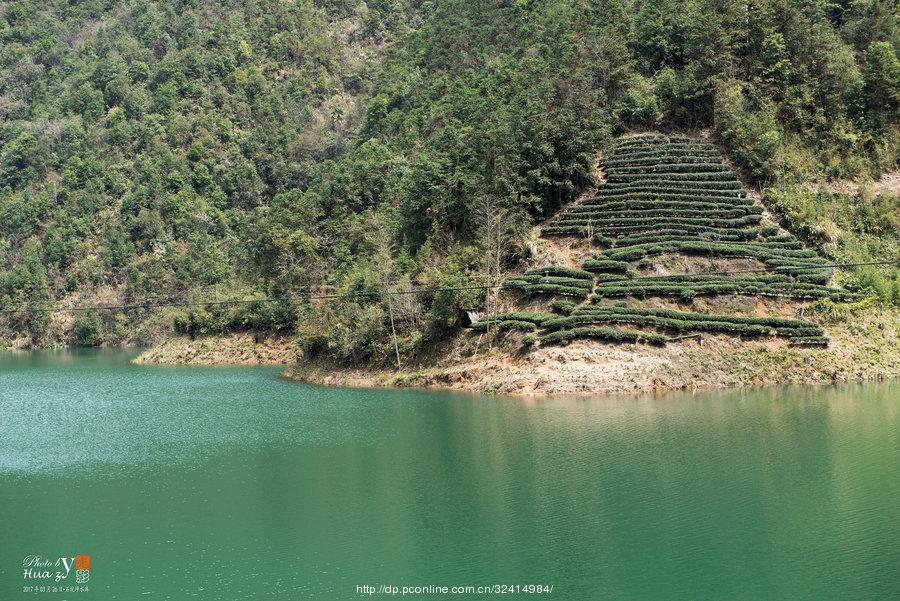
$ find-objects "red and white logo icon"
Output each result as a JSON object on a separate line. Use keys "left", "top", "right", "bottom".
{"left": 75, "top": 555, "right": 90, "bottom": 583}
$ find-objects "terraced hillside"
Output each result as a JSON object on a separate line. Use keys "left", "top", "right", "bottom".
{"left": 489, "top": 134, "right": 857, "bottom": 349}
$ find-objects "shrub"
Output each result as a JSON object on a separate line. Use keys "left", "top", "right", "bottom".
{"left": 539, "top": 326, "right": 668, "bottom": 346}
{"left": 614, "top": 141, "right": 715, "bottom": 151}
{"left": 806, "top": 297, "right": 875, "bottom": 324}
{"left": 556, "top": 214, "right": 764, "bottom": 231}
{"left": 611, "top": 138, "right": 716, "bottom": 154}
{"left": 541, "top": 315, "right": 576, "bottom": 329}
{"left": 506, "top": 275, "right": 593, "bottom": 289}
{"left": 520, "top": 284, "right": 591, "bottom": 298}
{"left": 607, "top": 162, "right": 730, "bottom": 174}
{"left": 561, "top": 205, "right": 762, "bottom": 221}
{"left": 602, "top": 179, "right": 743, "bottom": 191}
{"left": 591, "top": 190, "right": 750, "bottom": 203}
{"left": 613, "top": 134, "right": 669, "bottom": 147}
{"left": 505, "top": 273, "right": 594, "bottom": 299}
{"left": 566, "top": 306, "right": 823, "bottom": 338}
{"left": 576, "top": 198, "right": 757, "bottom": 211}
{"left": 610, "top": 229, "right": 763, "bottom": 246}
{"left": 73, "top": 311, "right": 104, "bottom": 347}
{"left": 549, "top": 299, "right": 576, "bottom": 314}
{"left": 608, "top": 171, "right": 739, "bottom": 183}
{"left": 605, "top": 154, "right": 723, "bottom": 166}
{"left": 679, "top": 289, "right": 697, "bottom": 302}
{"left": 601, "top": 240, "right": 829, "bottom": 278}
{"left": 522, "top": 266, "right": 594, "bottom": 280}
{"left": 766, "top": 234, "right": 798, "bottom": 243}
{"left": 590, "top": 275, "right": 854, "bottom": 300}
{"left": 507, "top": 275, "right": 588, "bottom": 285}
{"left": 471, "top": 312, "right": 555, "bottom": 331}
{"left": 496, "top": 320, "right": 539, "bottom": 332}
{"left": 582, "top": 259, "right": 630, "bottom": 273}
{"left": 173, "top": 306, "right": 227, "bottom": 338}
{"left": 590, "top": 284, "right": 846, "bottom": 300}
{"left": 543, "top": 313, "right": 771, "bottom": 336}
{"left": 575, "top": 305, "right": 819, "bottom": 329}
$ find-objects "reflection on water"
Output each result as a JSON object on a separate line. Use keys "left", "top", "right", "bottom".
{"left": 1, "top": 350, "right": 898, "bottom": 599}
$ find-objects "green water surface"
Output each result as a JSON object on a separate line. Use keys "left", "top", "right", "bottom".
{"left": 1, "top": 349, "right": 898, "bottom": 599}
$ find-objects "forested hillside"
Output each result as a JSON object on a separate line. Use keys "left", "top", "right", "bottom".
{"left": 0, "top": 0, "right": 897, "bottom": 362}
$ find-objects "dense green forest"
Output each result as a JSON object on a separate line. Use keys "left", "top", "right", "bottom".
{"left": 0, "top": 0, "right": 897, "bottom": 361}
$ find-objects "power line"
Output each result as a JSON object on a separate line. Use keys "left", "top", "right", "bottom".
{"left": 1, "top": 259, "right": 896, "bottom": 315}
{"left": 0, "top": 282, "right": 516, "bottom": 315}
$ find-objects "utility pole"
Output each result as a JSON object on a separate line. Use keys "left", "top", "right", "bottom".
{"left": 388, "top": 295, "right": 402, "bottom": 371}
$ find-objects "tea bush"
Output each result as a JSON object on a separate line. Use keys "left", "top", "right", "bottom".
{"left": 582, "top": 259, "right": 630, "bottom": 273}
{"left": 539, "top": 327, "right": 668, "bottom": 346}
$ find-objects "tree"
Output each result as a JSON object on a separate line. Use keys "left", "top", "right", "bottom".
{"left": 74, "top": 311, "right": 104, "bottom": 347}
{"left": 863, "top": 42, "right": 900, "bottom": 129}
{"left": 475, "top": 194, "right": 523, "bottom": 344}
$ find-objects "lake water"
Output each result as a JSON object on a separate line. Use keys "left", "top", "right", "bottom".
{"left": 0, "top": 350, "right": 898, "bottom": 600}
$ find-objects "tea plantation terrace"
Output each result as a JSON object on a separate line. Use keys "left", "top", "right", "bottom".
{"left": 485, "top": 134, "right": 849, "bottom": 348}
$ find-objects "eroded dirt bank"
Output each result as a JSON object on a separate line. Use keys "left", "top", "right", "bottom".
{"left": 283, "top": 308, "right": 899, "bottom": 396}
{"left": 133, "top": 333, "right": 295, "bottom": 365}
{"left": 131, "top": 308, "right": 898, "bottom": 396}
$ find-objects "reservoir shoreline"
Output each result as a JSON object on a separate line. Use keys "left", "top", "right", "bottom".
{"left": 128, "top": 306, "right": 900, "bottom": 396}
